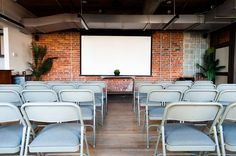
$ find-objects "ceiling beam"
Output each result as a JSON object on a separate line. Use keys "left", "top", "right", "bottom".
{"left": 143, "top": 0, "right": 164, "bottom": 14}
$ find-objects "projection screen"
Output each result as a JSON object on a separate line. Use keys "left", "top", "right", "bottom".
{"left": 81, "top": 35, "right": 152, "bottom": 76}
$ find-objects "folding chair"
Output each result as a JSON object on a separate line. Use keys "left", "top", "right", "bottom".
{"left": 0, "top": 90, "right": 23, "bottom": 106}
{"left": 174, "top": 80, "right": 193, "bottom": 87}
{"left": 165, "top": 84, "right": 190, "bottom": 94}
{"left": 24, "top": 84, "right": 50, "bottom": 90}
{"left": 145, "top": 90, "right": 182, "bottom": 148}
{"left": 21, "top": 90, "right": 59, "bottom": 103}
{"left": 0, "top": 84, "right": 23, "bottom": 93}
{"left": 0, "top": 102, "right": 27, "bottom": 156}
{"left": 217, "top": 84, "right": 236, "bottom": 92}
{"left": 183, "top": 89, "right": 218, "bottom": 102}
{"left": 51, "top": 84, "right": 77, "bottom": 93}
{"left": 194, "top": 80, "right": 213, "bottom": 85}
{"left": 78, "top": 84, "right": 105, "bottom": 125}
{"left": 136, "top": 84, "right": 163, "bottom": 126}
{"left": 59, "top": 89, "right": 96, "bottom": 147}
{"left": 21, "top": 102, "right": 89, "bottom": 156}
{"left": 154, "top": 102, "right": 222, "bottom": 156}
{"left": 216, "top": 90, "right": 236, "bottom": 106}
{"left": 218, "top": 103, "right": 236, "bottom": 156}
{"left": 191, "top": 84, "right": 216, "bottom": 89}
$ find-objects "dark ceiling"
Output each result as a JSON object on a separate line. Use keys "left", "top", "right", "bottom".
{"left": 16, "top": 0, "right": 226, "bottom": 17}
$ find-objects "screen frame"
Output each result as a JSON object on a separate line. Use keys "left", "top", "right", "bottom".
{"left": 80, "top": 30, "right": 153, "bottom": 76}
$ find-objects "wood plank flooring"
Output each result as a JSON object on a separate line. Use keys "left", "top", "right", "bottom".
{"left": 89, "top": 94, "right": 155, "bottom": 156}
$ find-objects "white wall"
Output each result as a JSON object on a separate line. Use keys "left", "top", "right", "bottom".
{"left": 0, "top": 57, "right": 4, "bottom": 68}
{"left": 0, "top": 21, "right": 32, "bottom": 74}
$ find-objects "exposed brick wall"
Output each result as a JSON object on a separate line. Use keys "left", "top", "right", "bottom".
{"left": 35, "top": 31, "right": 185, "bottom": 92}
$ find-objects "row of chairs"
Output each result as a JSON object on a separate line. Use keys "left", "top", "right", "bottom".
{"left": 0, "top": 102, "right": 89, "bottom": 156}
{"left": 153, "top": 102, "right": 236, "bottom": 156}
{"left": 0, "top": 88, "right": 106, "bottom": 148}
{"left": 136, "top": 89, "right": 236, "bottom": 148}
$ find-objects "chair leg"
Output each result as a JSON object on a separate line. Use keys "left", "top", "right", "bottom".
{"left": 219, "top": 126, "right": 226, "bottom": 156}
{"left": 213, "top": 126, "right": 221, "bottom": 156}
{"left": 101, "top": 104, "right": 104, "bottom": 126}
{"left": 161, "top": 126, "right": 166, "bottom": 156}
{"left": 20, "top": 127, "right": 27, "bottom": 156}
{"left": 146, "top": 108, "right": 149, "bottom": 148}
{"left": 84, "top": 134, "right": 90, "bottom": 156}
{"left": 154, "top": 131, "right": 161, "bottom": 156}
{"left": 24, "top": 128, "right": 31, "bottom": 156}
{"left": 137, "top": 100, "right": 141, "bottom": 126}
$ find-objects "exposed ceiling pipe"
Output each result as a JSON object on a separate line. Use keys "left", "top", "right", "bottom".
{"left": 0, "top": 12, "right": 24, "bottom": 28}
{"left": 162, "top": 14, "right": 179, "bottom": 30}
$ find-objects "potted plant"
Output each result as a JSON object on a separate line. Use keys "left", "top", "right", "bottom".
{"left": 196, "top": 47, "right": 225, "bottom": 81}
{"left": 28, "top": 43, "right": 57, "bottom": 80}
{"left": 114, "top": 69, "right": 120, "bottom": 76}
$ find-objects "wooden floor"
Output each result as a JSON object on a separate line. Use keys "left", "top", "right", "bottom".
{"left": 89, "top": 94, "right": 155, "bottom": 156}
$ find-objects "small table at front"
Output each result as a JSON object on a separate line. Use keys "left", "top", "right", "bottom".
{"left": 101, "top": 76, "right": 135, "bottom": 94}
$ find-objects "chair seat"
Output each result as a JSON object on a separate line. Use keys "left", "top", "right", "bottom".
{"left": 29, "top": 123, "right": 81, "bottom": 153}
{"left": 165, "top": 124, "right": 215, "bottom": 151}
{"left": 139, "top": 96, "right": 147, "bottom": 106}
{"left": 223, "top": 123, "right": 236, "bottom": 151}
{"left": 95, "top": 96, "right": 103, "bottom": 106}
{"left": 0, "top": 125, "right": 23, "bottom": 153}
{"left": 80, "top": 106, "right": 93, "bottom": 120}
{"left": 148, "top": 107, "right": 164, "bottom": 120}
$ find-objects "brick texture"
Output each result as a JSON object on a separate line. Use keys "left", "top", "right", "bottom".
{"left": 35, "top": 31, "right": 184, "bottom": 92}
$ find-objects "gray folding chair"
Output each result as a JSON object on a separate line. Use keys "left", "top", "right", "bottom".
{"left": 217, "top": 84, "right": 236, "bottom": 92}
{"left": 24, "top": 84, "right": 50, "bottom": 90}
{"left": 59, "top": 89, "right": 96, "bottom": 147}
{"left": 183, "top": 89, "right": 218, "bottom": 102}
{"left": 218, "top": 103, "right": 236, "bottom": 156}
{"left": 51, "top": 84, "right": 77, "bottom": 93}
{"left": 145, "top": 90, "right": 182, "bottom": 148}
{"left": 78, "top": 84, "right": 105, "bottom": 126}
{"left": 0, "top": 102, "right": 27, "bottom": 156}
{"left": 165, "top": 84, "right": 190, "bottom": 94}
{"left": 216, "top": 90, "right": 236, "bottom": 106}
{"left": 133, "top": 81, "right": 155, "bottom": 113}
{"left": 154, "top": 102, "right": 222, "bottom": 156}
{"left": 174, "top": 80, "right": 193, "bottom": 86}
{"left": 0, "top": 90, "right": 23, "bottom": 106}
{"left": 21, "top": 102, "right": 89, "bottom": 156}
{"left": 21, "top": 90, "right": 59, "bottom": 103}
{"left": 136, "top": 84, "right": 163, "bottom": 126}
{"left": 191, "top": 84, "right": 216, "bottom": 89}
{"left": 194, "top": 80, "right": 213, "bottom": 85}
{"left": 0, "top": 84, "right": 23, "bottom": 93}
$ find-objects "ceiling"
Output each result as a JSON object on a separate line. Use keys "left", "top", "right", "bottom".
{"left": 9, "top": 0, "right": 236, "bottom": 33}
{"left": 16, "top": 0, "right": 226, "bottom": 16}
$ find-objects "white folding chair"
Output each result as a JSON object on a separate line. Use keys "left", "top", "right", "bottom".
{"left": 216, "top": 90, "right": 236, "bottom": 106}
{"left": 145, "top": 90, "right": 182, "bottom": 148}
{"left": 21, "top": 90, "right": 59, "bottom": 103}
{"left": 0, "top": 102, "right": 27, "bottom": 156}
{"left": 154, "top": 102, "right": 222, "bottom": 156}
{"left": 24, "top": 84, "right": 50, "bottom": 90}
{"left": 191, "top": 84, "right": 216, "bottom": 89}
{"left": 218, "top": 103, "right": 236, "bottom": 156}
{"left": 0, "top": 84, "right": 23, "bottom": 93}
{"left": 51, "top": 84, "right": 77, "bottom": 93}
{"left": 165, "top": 84, "right": 190, "bottom": 94}
{"left": 217, "top": 84, "right": 236, "bottom": 92}
{"left": 0, "top": 90, "right": 23, "bottom": 106}
{"left": 174, "top": 80, "right": 193, "bottom": 86}
{"left": 59, "top": 89, "right": 96, "bottom": 147}
{"left": 183, "top": 89, "right": 218, "bottom": 102}
{"left": 136, "top": 84, "right": 163, "bottom": 126}
{"left": 194, "top": 80, "right": 213, "bottom": 85}
{"left": 78, "top": 84, "right": 105, "bottom": 126}
{"left": 21, "top": 102, "right": 89, "bottom": 156}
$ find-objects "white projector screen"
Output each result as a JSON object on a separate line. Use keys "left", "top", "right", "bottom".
{"left": 81, "top": 35, "right": 152, "bottom": 76}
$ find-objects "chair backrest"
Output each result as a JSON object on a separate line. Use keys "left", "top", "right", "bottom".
{"left": 21, "top": 102, "right": 84, "bottom": 124}
{"left": 0, "top": 84, "right": 23, "bottom": 93}
{"left": 162, "top": 102, "right": 222, "bottom": 125}
{"left": 217, "top": 84, "right": 236, "bottom": 92}
{"left": 51, "top": 84, "right": 77, "bottom": 93}
{"left": 0, "top": 102, "right": 26, "bottom": 125}
{"left": 174, "top": 80, "right": 193, "bottom": 86}
{"left": 21, "top": 90, "right": 58, "bottom": 103}
{"left": 25, "top": 81, "right": 46, "bottom": 84}
{"left": 24, "top": 84, "right": 50, "bottom": 90}
{"left": 138, "top": 84, "right": 163, "bottom": 94}
{"left": 134, "top": 81, "right": 155, "bottom": 91}
{"left": 194, "top": 80, "right": 213, "bottom": 85}
{"left": 85, "top": 81, "right": 106, "bottom": 88}
{"left": 216, "top": 90, "right": 236, "bottom": 106}
{"left": 59, "top": 89, "right": 95, "bottom": 105}
{"left": 191, "top": 84, "right": 216, "bottom": 89}
{"left": 183, "top": 89, "right": 218, "bottom": 102}
{"left": 0, "top": 90, "right": 23, "bottom": 106}
{"left": 219, "top": 103, "right": 236, "bottom": 124}
{"left": 156, "top": 81, "right": 173, "bottom": 87}
{"left": 148, "top": 90, "right": 182, "bottom": 105}
{"left": 77, "top": 84, "right": 103, "bottom": 93}
{"left": 165, "top": 84, "right": 190, "bottom": 93}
